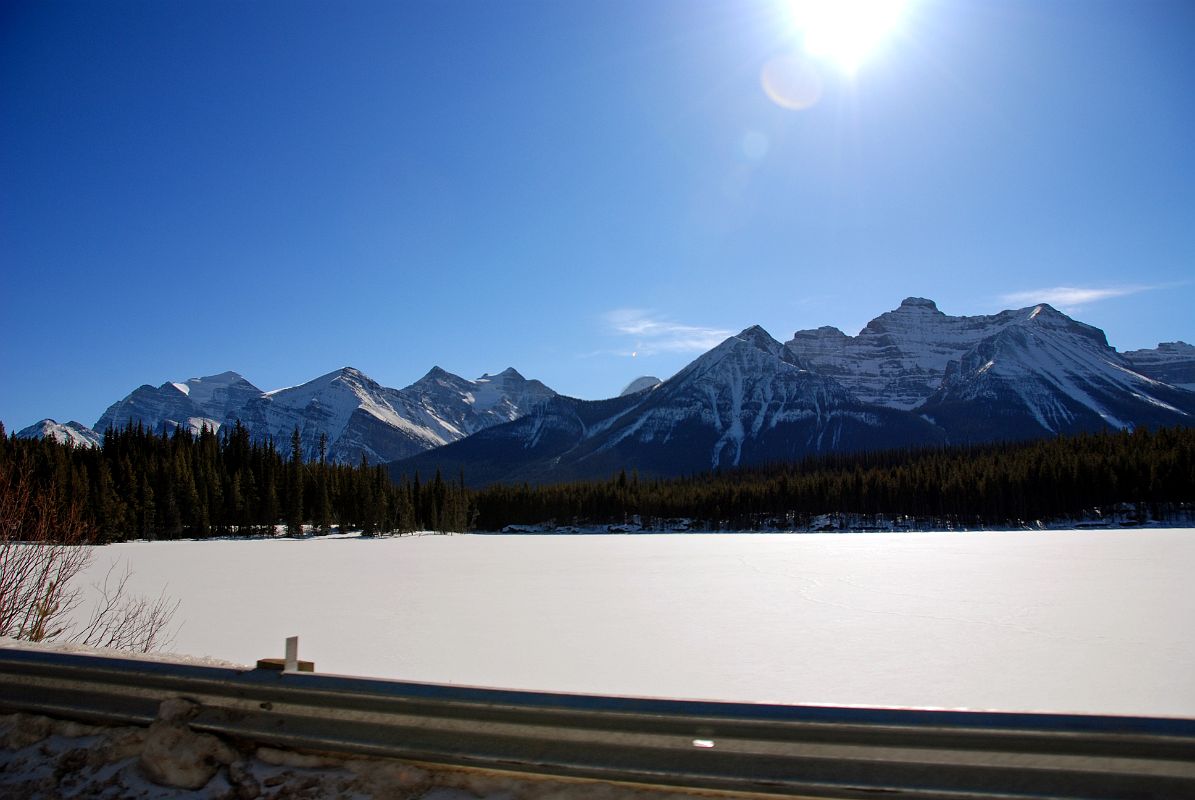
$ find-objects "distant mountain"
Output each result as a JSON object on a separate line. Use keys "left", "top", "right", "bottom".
{"left": 23, "top": 297, "right": 1194, "bottom": 482}
{"left": 787, "top": 297, "right": 1066, "bottom": 410}
{"left": 16, "top": 419, "right": 102, "bottom": 448}
{"left": 917, "top": 305, "right": 1195, "bottom": 441}
{"left": 1122, "top": 341, "right": 1195, "bottom": 391}
{"left": 95, "top": 371, "right": 263, "bottom": 437}
{"left": 392, "top": 326, "right": 945, "bottom": 485}
{"left": 393, "top": 300, "right": 1193, "bottom": 485}
{"left": 620, "top": 376, "right": 662, "bottom": 396}
{"left": 402, "top": 367, "right": 557, "bottom": 437}
{"left": 90, "top": 365, "right": 556, "bottom": 464}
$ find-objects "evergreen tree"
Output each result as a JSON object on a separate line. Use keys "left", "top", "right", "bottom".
{"left": 286, "top": 427, "right": 304, "bottom": 536}
{"left": 316, "top": 432, "right": 332, "bottom": 534}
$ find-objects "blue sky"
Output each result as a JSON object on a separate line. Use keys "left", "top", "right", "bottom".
{"left": 3, "top": 0, "right": 1193, "bottom": 431}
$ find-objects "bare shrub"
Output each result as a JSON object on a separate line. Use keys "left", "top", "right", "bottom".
{"left": 71, "top": 562, "right": 179, "bottom": 652}
{"left": 0, "top": 466, "right": 178, "bottom": 651}
{"left": 0, "top": 468, "right": 92, "bottom": 641}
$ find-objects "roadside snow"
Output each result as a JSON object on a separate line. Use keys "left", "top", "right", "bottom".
{"left": 57, "top": 530, "right": 1195, "bottom": 718}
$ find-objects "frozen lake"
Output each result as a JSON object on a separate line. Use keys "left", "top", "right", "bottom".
{"left": 68, "top": 530, "right": 1195, "bottom": 717}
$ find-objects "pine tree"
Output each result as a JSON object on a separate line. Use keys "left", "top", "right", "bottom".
{"left": 286, "top": 427, "right": 304, "bottom": 536}
{"left": 316, "top": 432, "right": 332, "bottom": 534}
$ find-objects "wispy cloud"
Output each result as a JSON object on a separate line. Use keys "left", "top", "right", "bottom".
{"left": 602, "top": 309, "right": 733, "bottom": 356}
{"left": 999, "top": 284, "right": 1158, "bottom": 311}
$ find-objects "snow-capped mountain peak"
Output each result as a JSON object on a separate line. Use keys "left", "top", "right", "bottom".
{"left": 471, "top": 367, "right": 555, "bottom": 416}
{"left": 88, "top": 363, "right": 556, "bottom": 465}
{"left": 786, "top": 298, "right": 1110, "bottom": 411}
{"left": 480, "top": 367, "right": 525, "bottom": 380}
{"left": 620, "top": 376, "right": 662, "bottom": 397}
{"left": 919, "top": 305, "right": 1193, "bottom": 439}
{"left": 16, "top": 419, "right": 103, "bottom": 448}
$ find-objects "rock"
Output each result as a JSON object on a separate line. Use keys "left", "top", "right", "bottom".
{"left": 53, "top": 747, "right": 87, "bottom": 779}
{"left": 157, "top": 697, "right": 200, "bottom": 723}
{"left": 137, "top": 719, "right": 237, "bottom": 790}
{"left": 86, "top": 727, "right": 146, "bottom": 767}
{"left": 228, "top": 761, "right": 261, "bottom": 799}
{"left": 2, "top": 714, "right": 51, "bottom": 749}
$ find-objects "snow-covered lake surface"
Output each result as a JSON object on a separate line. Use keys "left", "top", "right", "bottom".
{"left": 68, "top": 530, "right": 1195, "bottom": 718}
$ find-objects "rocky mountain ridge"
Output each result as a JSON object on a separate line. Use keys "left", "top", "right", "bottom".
{"left": 15, "top": 299, "right": 1193, "bottom": 481}
{"left": 15, "top": 419, "right": 104, "bottom": 448}
{"left": 393, "top": 299, "right": 1194, "bottom": 484}
{"left": 62, "top": 365, "right": 557, "bottom": 464}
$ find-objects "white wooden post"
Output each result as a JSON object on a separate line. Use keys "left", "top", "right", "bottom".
{"left": 285, "top": 636, "right": 299, "bottom": 672}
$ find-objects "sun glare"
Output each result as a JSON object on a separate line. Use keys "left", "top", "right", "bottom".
{"left": 787, "top": 0, "right": 909, "bottom": 73}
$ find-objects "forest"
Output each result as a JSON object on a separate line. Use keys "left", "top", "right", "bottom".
{"left": 1, "top": 422, "right": 1192, "bottom": 542}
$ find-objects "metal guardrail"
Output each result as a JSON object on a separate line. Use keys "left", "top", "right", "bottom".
{"left": 2, "top": 647, "right": 1193, "bottom": 799}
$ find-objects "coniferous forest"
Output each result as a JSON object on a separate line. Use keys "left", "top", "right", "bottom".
{"left": 1, "top": 421, "right": 1193, "bottom": 543}
{"left": 0, "top": 422, "right": 469, "bottom": 542}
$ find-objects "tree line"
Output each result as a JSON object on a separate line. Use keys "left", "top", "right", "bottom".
{"left": 0, "top": 421, "right": 468, "bottom": 542}
{"left": 469, "top": 426, "right": 1195, "bottom": 530}
{"left": 1, "top": 422, "right": 1192, "bottom": 541}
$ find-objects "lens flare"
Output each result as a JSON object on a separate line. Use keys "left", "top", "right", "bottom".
{"left": 761, "top": 54, "right": 823, "bottom": 110}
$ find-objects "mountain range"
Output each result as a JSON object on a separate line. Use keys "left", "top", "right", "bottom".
{"left": 392, "top": 298, "right": 1195, "bottom": 484}
{"left": 16, "top": 298, "right": 1195, "bottom": 484}
{"left": 19, "top": 366, "right": 556, "bottom": 465}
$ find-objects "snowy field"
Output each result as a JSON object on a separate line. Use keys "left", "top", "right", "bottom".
{"left": 64, "top": 530, "right": 1195, "bottom": 718}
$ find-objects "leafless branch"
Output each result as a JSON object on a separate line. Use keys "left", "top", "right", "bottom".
{"left": 70, "top": 560, "right": 180, "bottom": 652}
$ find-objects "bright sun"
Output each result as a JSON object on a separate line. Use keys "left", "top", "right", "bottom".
{"left": 786, "top": 0, "right": 909, "bottom": 73}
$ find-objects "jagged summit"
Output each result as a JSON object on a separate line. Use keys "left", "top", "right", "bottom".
{"left": 725, "top": 325, "right": 786, "bottom": 358}
{"left": 408, "top": 366, "right": 470, "bottom": 391}
{"left": 90, "top": 363, "right": 556, "bottom": 465}
{"left": 738, "top": 324, "right": 772, "bottom": 337}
